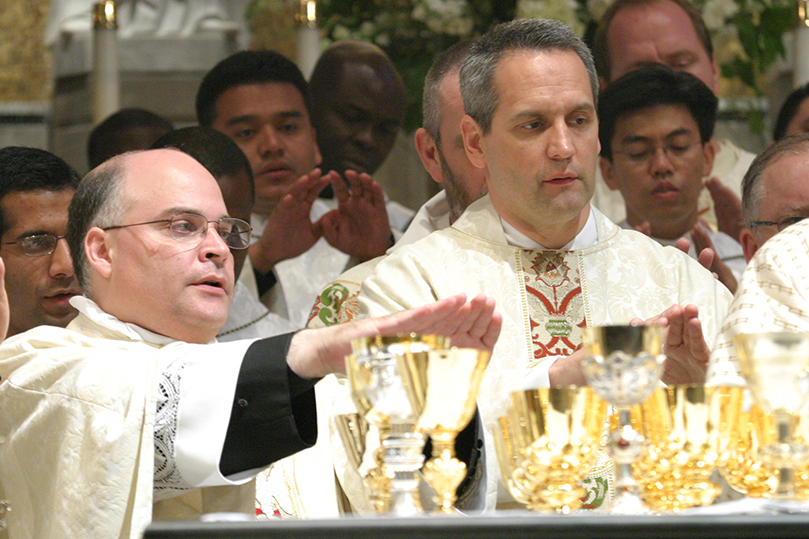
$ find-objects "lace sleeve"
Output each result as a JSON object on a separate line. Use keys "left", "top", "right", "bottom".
{"left": 153, "top": 360, "right": 194, "bottom": 501}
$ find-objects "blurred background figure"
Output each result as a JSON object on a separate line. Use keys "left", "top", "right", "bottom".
{"left": 773, "top": 83, "right": 809, "bottom": 142}
{"left": 87, "top": 107, "right": 174, "bottom": 169}
{"left": 0, "top": 146, "right": 82, "bottom": 338}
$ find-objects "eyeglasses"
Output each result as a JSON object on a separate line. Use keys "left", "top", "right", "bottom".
{"left": 749, "top": 215, "right": 807, "bottom": 232}
{"left": 2, "top": 234, "right": 67, "bottom": 257}
{"left": 103, "top": 213, "right": 252, "bottom": 249}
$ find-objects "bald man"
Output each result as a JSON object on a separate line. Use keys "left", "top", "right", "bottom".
{"left": 0, "top": 148, "right": 501, "bottom": 538}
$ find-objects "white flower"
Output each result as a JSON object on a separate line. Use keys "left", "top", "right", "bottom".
{"left": 414, "top": 0, "right": 475, "bottom": 36}
{"left": 702, "top": 0, "right": 739, "bottom": 30}
{"left": 517, "top": 0, "right": 585, "bottom": 35}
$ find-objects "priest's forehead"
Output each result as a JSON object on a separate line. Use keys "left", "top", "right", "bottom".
{"left": 119, "top": 149, "right": 228, "bottom": 221}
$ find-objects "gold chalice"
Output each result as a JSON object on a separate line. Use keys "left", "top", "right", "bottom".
{"left": 347, "top": 334, "right": 448, "bottom": 516}
{"left": 717, "top": 387, "right": 777, "bottom": 497}
{"left": 634, "top": 385, "right": 722, "bottom": 511}
{"left": 498, "top": 387, "right": 608, "bottom": 513}
{"left": 494, "top": 415, "right": 534, "bottom": 507}
{"left": 399, "top": 348, "right": 490, "bottom": 513}
{"left": 582, "top": 325, "right": 666, "bottom": 514}
{"left": 735, "top": 332, "right": 809, "bottom": 500}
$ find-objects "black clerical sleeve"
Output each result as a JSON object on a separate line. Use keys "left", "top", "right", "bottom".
{"left": 219, "top": 332, "right": 319, "bottom": 477}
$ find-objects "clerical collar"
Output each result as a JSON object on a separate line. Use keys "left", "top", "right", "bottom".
{"left": 501, "top": 209, "right": 598, "bottom": 250}
{"left": 69, "top": 296, "right": 205, "bottom": 346}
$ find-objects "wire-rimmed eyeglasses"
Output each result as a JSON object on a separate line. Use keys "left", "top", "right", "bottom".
{"left": 749, "top": 215, "right": 807, "bottom": 233}
{"left": 103, "top": 212, "right": 252, "bottom": 249}
{"left": 2, "top": 234, "right": 67, "bottom": 257}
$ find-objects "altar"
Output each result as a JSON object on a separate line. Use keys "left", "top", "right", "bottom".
{"left": 144, "top": 512, "right": 809, "bottom": 539}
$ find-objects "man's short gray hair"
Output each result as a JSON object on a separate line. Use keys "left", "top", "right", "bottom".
{"left": 742, "top": 133, "right": 809, "bottom": 227}
{"left": 460, "top": 18, "right": 599, "bottom": 134}
{"left": 67, "top": 157, "right": 130, "bottom": 294}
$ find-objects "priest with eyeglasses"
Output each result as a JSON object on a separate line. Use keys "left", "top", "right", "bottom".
{"left": 0, "top": 148, "right": 502, "bottom": 539}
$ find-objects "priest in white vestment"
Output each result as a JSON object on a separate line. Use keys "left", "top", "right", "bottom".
{"left": 707, "top": 135, "right": 809, "bottom": 386}
{"left": 0, "top": 149, "right": 502, "bottom": 538}
{"left": 357, "top": 20, "right": 731, "bottom": 509}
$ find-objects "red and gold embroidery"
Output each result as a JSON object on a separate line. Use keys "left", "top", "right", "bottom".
{"left": 522, "top": 250, "right": 586, "bottom": 363}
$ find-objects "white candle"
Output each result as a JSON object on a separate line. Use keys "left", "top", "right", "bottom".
{"left": 795, "top": 0, "right": 809, "bottom": 87}
{"left": 92, "top": 1, "right": 120, "bottom": 124}
{"left": 295, "top": 0, "right": 320, "bottom": 79}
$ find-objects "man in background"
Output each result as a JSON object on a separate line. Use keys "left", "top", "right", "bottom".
{"left": 738, "top": 133, "right": 809, "bottom": 262}
{"left": 87, "top": 107, "right": 174, "bottom": 169}
{"left": 196, "top": 50, "right": 395, "bottom": 327}
{"left": 598, "top": 65, "right": 745, "bottom": 292}
{"left": 709, "top": 134, "right": 809, "bottom": 386}
{"left": 308, "top": 41, "right": 414, "bottom": 231}
{"left": 0, "top": 146, "right": 82, "bottom": 338}
{"left": 592, "top": 0, "right": 756, "bottom": 241}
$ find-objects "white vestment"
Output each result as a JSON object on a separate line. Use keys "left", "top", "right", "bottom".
{"left": 357, "top": 195, "right": 731, "bottom": 508}
{"left": 707, "top": 219, "right": 809, "bottom": 387}
{"left": 265, "top": 194, "right": 731, "bottom": 515}
{"left": 0, "top": 297, "right": 282, "bottom": 538}
{"left": 593, "top": 139, "right": 756, "bottom": 231}
{"left": 617, "top": 220, "right": 747, "bottom": 283}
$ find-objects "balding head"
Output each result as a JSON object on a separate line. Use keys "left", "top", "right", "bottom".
{"left": 69, "top": 149, "right": 234, "bottom": 343}
{"left": 308, "top": 41, "right": 407, "bottom": 175}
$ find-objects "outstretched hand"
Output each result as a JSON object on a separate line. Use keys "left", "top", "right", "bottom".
{"left": 249, "top": 169, "right": 334, "bottom": 273}
{"left": 321, "top": 171, "right": 393, "bottom": 261}
{"left": 632, "top": 304, "right": 710, "bottom": 385}
{"left": 286, "top": 293, "right": 503, "bottom": 379}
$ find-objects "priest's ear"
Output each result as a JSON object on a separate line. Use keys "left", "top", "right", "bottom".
{"left": 415, "top": 127, "right": 444, "bottom": 185}
{"left": 460, "top": 114, "right": 487, "bottom": 170}
{"left": 84, "top": 227, "right": 113, "bottom": 280}
{"left": 599, "top": 156, "right": 621, "bottom": 191}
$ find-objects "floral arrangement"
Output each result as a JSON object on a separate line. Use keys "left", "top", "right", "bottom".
{"left": 247, "top": 0, "right": 796, "bottom": 131}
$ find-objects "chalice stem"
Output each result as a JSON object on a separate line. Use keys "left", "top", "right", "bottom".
{"left": 382, "top": 421, "right": 425, "bottom": 516}
{"left": 423, "top": 435, "right": 467, "bottom": 514}
{"left": 608, "top": 409, "right": 649, "bottom": 514}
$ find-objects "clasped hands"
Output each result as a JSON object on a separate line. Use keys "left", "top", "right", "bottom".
{"left": 249, "top": 169, "right": 393, "bottom": 274}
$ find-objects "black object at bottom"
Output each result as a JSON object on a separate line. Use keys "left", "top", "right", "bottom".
{"left": 144, "top": 513, "right": 809, "bottom": 539}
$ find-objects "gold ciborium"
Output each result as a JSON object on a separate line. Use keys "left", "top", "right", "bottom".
{"left": 400, "top": 348, "right": 490, "bottom": 513}
{"left": 735, "top": 332, "right": 809, "bottom": 500}
{"left": 582, "top": 325, "right": 666, "bottom": 513}
{"left": 717, "top": 387, "right": 777, "bottom": 497}
{"left": 348, "top": 335, "right": 448, "bottom": 516}
{"left": 634, "top": 385, "right": 722, "bottom": 511}
{"left": 497, "top": 387, "right": 609, "bottom": 513}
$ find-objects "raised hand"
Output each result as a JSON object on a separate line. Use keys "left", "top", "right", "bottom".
{"left": 690, "top": 223, "right": 737, "bottom": 293}
{"left": 705, "top": 176, "right": 744, "bottom": 242}
{"left": 287, "top": 293, "right": 502, "bottom": 379}
{"left": 320, "top": 171, "right": 393, "bottom": 261}
{"left": 249, "top": 169, "right": 334, "bottom": 273}
{"left": 633, "top": 304, "right": 710, "bottom": 385}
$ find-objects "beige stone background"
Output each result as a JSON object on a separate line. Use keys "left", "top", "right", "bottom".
{"left": 0, "top": 0, "right": 51, "bottom": 102}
